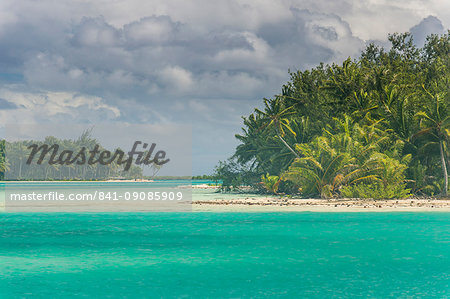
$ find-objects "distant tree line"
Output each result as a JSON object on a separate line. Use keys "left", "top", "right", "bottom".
{"left": 0, "top": 130, "right": 147, "bottom": 180}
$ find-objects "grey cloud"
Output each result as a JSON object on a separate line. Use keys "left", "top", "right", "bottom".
{"left": 410, "top": 15, "right": 444, "bottom": 46}
{"left": 0, "top": 98, "right": 19, "bottom": 109}
{"left": 0, "top": 19, "right": 65, "bottom": 71}
{"left": 18, "top": 17, "right": 276, "bottom": 101}
{"left": 72, "top": 17, "right": 122, "bottom": 48}
{"left": 312, "top": 25, "right": 338, "bottom": 41}
{"left": 257, "top": 8, "right": 363, "bottom": 69}
{"left": 123, "top": 16, "right": 181, "bottom": 47}
{"left": 3, "top": 7, "right": 366, "bottom": 104}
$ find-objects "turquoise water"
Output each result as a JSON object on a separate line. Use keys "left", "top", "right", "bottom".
{"left": 1, "top": 180, "right": 221, "bottom": 212}
{"left": 0, "top": 212, "right": 449, "bottom": 298}
{"left": 0, "top": 179, "right": 218, "bottom": 188}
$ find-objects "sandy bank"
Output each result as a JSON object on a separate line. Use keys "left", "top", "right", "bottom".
{"left": 193, "top": 198, "right": 450, "bottom": 212}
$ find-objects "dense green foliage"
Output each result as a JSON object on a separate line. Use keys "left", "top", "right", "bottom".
{"left": 260, "top": 174, "right": 281, "bottom": 194}
{"left": 216, "top": 32, "right": 449, "bottom": 198}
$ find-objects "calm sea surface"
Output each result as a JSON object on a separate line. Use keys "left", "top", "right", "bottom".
{"left": 0, "top": 212, "right": 449, "bottom": 298}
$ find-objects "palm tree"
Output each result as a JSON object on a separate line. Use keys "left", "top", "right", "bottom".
{"left": 234, "top": 113, "right": 265, "bottom": 167}
{"left": 414, "top": 86, "right": 449, "bottom": 195}
{"left": 255, "top": 98, "right": 300, "bottom": 158}
{"left": 283, "top": 131, "right": 372, "bottom": 198}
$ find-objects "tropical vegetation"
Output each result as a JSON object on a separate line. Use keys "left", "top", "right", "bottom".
{"left": 215, "top": 32, "right": 449, "bottom": 198}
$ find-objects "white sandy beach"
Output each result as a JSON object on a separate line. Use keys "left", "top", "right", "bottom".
{"left": 193, "top": 198, "right": 450, "bottom": 212}
{"left": 191, "top": 188, "right": 450, "bottom": 212}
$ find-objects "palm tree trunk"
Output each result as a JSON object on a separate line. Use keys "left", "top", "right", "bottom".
{"left": 440, "top": 140, "right": 448, "bottom": 196}
{"left": 277, "top": 135, "right": 300, "bottom": 159}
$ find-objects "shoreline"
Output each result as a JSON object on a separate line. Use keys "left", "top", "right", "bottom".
{"left": 193, "top": 198, "right": 450, "bottom": 212}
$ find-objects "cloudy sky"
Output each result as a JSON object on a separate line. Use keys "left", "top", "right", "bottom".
{"left": 0, "top": 0, "right": 447, "bottom": 174}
